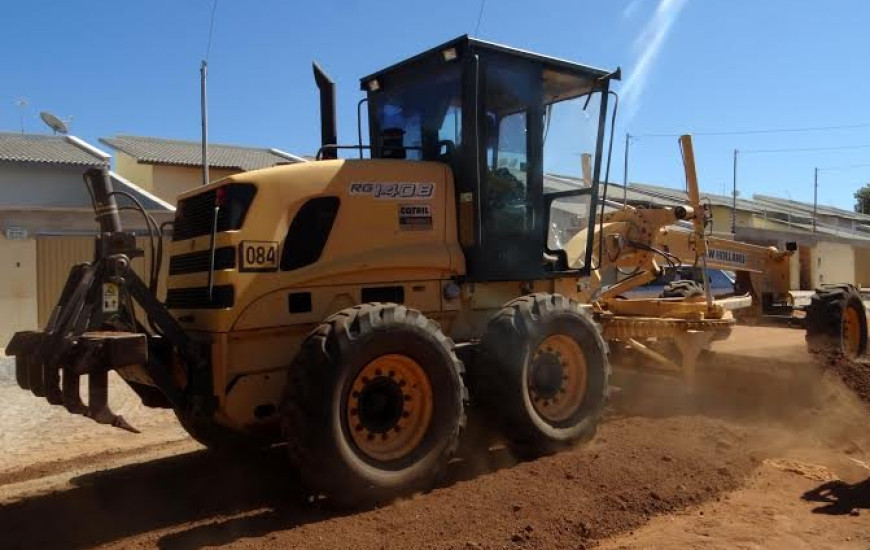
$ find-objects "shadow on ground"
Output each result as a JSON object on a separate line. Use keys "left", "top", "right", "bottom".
{"left": 802, "top": 477, "right": 870, "bottom": 515}
{"left": 0, "top": 447, "right": 306, "bottom": 549}
{"left": 0, "top": 419, "right": 516, "bottom": 550}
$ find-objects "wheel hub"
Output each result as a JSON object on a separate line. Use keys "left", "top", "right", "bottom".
{"left": 530, "top": 352, "right": 564, "bottom": 400}
{"left": 347, "top": 354, "right": 433, "bottom": 462}
{"left": 357, "top": 376, "right": 405, "bottom": 433}
{"left": 528, "top": 334, "right": 588, "bottom": 424}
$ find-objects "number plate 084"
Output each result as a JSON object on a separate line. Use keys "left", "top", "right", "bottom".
{"left": 240, "top": 241, "right": 279, "bottom": 272}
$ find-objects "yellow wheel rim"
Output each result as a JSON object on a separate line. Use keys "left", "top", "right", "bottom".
{"left": 843, "top": 305, "right": 862, "bottom": 357}
{"left": 347, "top": 354, "right": 433, "bottom": 462}
{"left": 528, "top": 334, "right": 588, "bottom": 423}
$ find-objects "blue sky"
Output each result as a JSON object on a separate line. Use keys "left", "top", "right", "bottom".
{"left": 2, "top": 0, "right": 869, "bottom": 209}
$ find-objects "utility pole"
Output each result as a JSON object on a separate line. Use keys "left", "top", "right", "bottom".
{"left": 200, "top": 60, "right": 209, "bottom": 186}
{"left": 813, "top": 167, "right": 818, "bottom": 233}
{"left": 623, "top": 132, "right": 631, "bottom": 205}
{"left": 731, "top": 148, "right": 738, "bottom": 235}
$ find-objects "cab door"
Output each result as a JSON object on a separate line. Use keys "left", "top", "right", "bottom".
{"left": 464, "top": 56, "right": 546, "bottom": 281}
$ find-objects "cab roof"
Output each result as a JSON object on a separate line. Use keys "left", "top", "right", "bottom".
{"left": 359, "top": 35, "right": 620, "bottom": 91}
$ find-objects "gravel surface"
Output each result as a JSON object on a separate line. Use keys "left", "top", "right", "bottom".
{"left": 0, "top": 370, "right": 188, "bottom": 480}
{"left": 0, "top": 327, "right": 867, "bottom": 550}
{"left": 0, "top": 356, "right": 14, "bottom": 384}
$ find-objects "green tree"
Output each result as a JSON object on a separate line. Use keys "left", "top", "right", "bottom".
{"left": 855, "top": 183, "right": 870, "bottom": 214}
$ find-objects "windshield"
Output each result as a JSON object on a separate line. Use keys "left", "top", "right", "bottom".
{"left": 544, "top": 91, "right": 603, "bottom": 181}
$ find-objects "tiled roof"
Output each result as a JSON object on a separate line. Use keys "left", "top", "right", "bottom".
{"left": 629, "top": 182, "right": 762, "bottom": 212}
{"left": 100, "top": 135, "right": 303, "bottom": 171}
{"left": 752, "top": 194, "right": 870, "bottom": 223}
{"left": 545, "top": 174, "right": 685, "bottom": 208}
{"left": 0, "top": 133, "right": 109, "bottom": 167}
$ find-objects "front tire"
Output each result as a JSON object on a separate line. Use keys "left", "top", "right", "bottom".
{"left": 475, "top": 293, "right": 609, "bottom": 458}
{"left": 282, "top": 303, "right": 466, "bottom": 507}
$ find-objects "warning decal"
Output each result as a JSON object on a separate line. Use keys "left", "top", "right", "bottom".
{"left": 399, "top": 204, "right": 433, "bottom": 231}
{"left": 102, "top": 283, "right": 119, "bottom": 313}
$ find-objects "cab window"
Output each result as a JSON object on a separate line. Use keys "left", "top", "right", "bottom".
{"left": 371, "top": 64, "right": 462, "bottom": 162}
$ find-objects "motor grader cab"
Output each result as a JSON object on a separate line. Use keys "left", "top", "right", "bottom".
{"left": 355, "top": 37, "right": 617, "bottom": 280}
{"left": 5, "top": 36, "right": 863, "bottom": 508}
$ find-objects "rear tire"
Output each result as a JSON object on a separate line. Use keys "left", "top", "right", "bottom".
{"left": 474, "top": 293, "right": 609, "bottom": 459}
{"left": 660, "top": 280, "right": 704, "bottom": 299}
{"left": 282, "top": 303, "right": 466, "bottom": 508}
{"left": 806, "top": 284, "right": 867, "bottom": 358}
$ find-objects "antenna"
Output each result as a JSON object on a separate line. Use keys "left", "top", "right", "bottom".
{"left": 200, "top": 0, "right": 218, "bottom": 186}
{"left": 40, "top": 111, "right": 69, "bottom": 135}
{"left": 15, "top": 98, "right": 28, "bottom": 133}
{"left": 200, "top": 61, "right": 209, "bottom": 186}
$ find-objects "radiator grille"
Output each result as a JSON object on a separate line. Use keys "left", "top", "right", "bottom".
{"left": 168, "top": 247, "right": 236, "bottom": 275}
{"left": 165, "top": 285, "right": 234, "bottom": 309}
{"left": 173, "top": 184, "right": 256, "bottom": 241}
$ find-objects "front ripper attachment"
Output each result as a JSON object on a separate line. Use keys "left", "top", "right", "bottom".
{"left": 6, "top": 168, "right": 203, "bottom": 433}
{"left": 8, "top": 329, "right": 145, "bottom": 433}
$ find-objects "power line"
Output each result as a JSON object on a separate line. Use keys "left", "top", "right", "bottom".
{"left": 204, "top": 0, "right": 218, "bottom": 62}
{"left": 818, "top": 162, "right": 870, "bottom": 171}
{"left": 474, "top": 0, "right": 486, "bottom": 36}
{"left": 632, "top": 121, "right": 870, "bottom": 139}
{"left": 742, "top": 143, "right": 870, "bottom": 154}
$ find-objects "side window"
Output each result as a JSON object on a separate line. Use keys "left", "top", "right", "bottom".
{"left": 493, "top": 110, "right": 529, "bottom": 195}
{"left": 281, "top": 197, "right": 340, "bottom": 271}
{"left": 546, "top": 193, "right": 591, "bottom": 268}
{"left": 542, "top": 93, "right": 602, "bottom": 180}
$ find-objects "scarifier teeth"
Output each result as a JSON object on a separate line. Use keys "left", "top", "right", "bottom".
{"left": 112, "top": 415, "right": 140, "bottom": 434}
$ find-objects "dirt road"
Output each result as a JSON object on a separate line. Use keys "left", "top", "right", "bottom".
{"left": 0, "top": 326, "right": 868, "bottom": 549}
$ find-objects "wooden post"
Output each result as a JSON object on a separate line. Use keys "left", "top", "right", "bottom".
{"left": 679, "top": 134, "right": 713, "bottom": 310}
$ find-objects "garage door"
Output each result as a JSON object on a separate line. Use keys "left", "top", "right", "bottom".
{"left": 37, "top": 236, "right": 167, "bottom": 327}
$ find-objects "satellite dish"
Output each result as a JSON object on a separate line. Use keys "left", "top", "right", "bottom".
{"left": 40, "top": 111, "right": 68, "bottom": 134}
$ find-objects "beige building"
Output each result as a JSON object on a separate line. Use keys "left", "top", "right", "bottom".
{"left": 0, "top": 133, "right": 173, "bottom": 345}
{"left": 100, "top": 135, "right": 305, "bottom": 204}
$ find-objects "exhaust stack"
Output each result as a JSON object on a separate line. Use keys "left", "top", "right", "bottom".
{"left": 313, "top": 62, "right": 338, "bottom": 160}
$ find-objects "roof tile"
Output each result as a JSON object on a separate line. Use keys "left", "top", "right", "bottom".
{"left": 0, "top": 133, "right": 109, "bottom": 166}
{"left": 100, "top": 135, "right": 300, "bottom": 171}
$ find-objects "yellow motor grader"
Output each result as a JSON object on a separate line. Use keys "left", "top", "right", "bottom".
{"left": 6, "top": 36, "right": 865, "bottom": 506}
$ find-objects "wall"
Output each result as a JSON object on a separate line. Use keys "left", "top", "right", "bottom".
{"left": 748, "top": 215, "right": 796, "bottom": 232}
{"left": 789, "top": 250, "right": 800, "bottom": 290}
{"left": 113, "top": 154, "right": 240, "bottom": 205}
{"left": 0, "top": 164, "right": 94, "bottom": 208}
{"left": 115, "top": 152, "right": 154, "bottom": 190}
{"left": 0, "top": 209, "right": 173, "bottom": 236}
{"left": 0, "top": 236, "right": 37, "bottom": 347}
{"left": 151, "top": 165, "right": 240, "bottom": 204}
{"left": 709, "top": 206, "right": 755, "bottom": 236}
{"left": 853, "top": 246, "right": 870, "bottom": 287}
{"left": 811, "top": 240, "right": 855, "bottom": 287}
